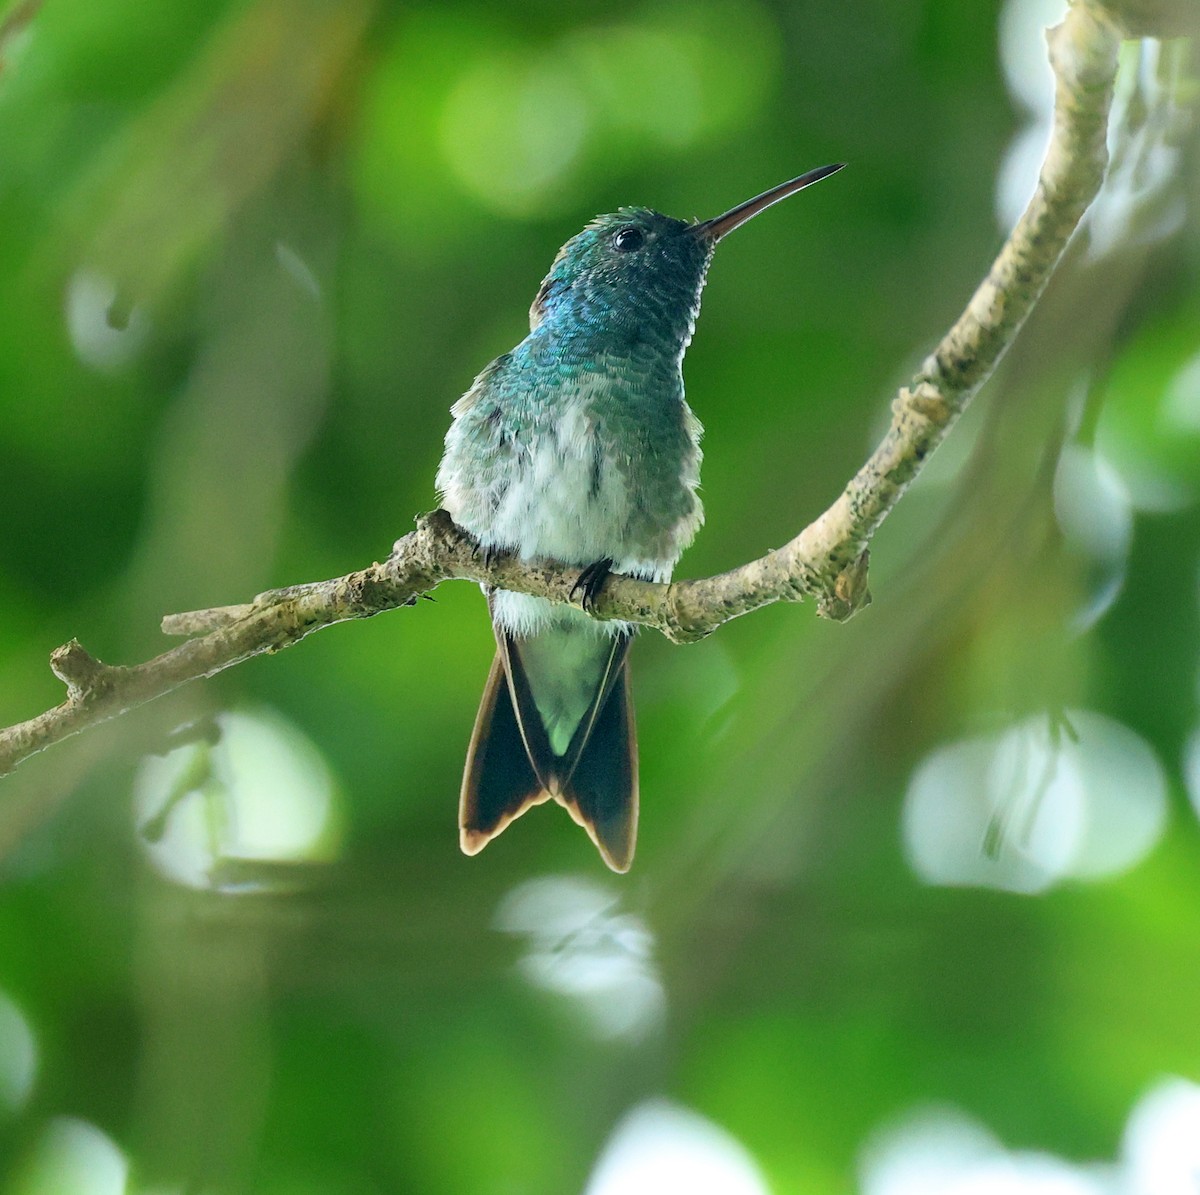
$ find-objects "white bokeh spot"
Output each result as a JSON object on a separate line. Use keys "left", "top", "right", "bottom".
{"left": 1054, "top": 445, "right": 1133, "bottom": 566}
{"left": 496, "top": 874, "right": 665, "bottom": 1042}
{"left": 860, "top": 1105, "right": 1115, "bottom": 1195}
{"left": 11, "top": 1118, "right": 129, "bottom": 1195}
{"left": 1121, "top": 1077, "right": 1200, "bottom": 1195}
{"left": 134, "top": 707, "right": 341, "bottom": 890}
{"left": 65, "top": 270, "right": 148, "bottom": 372}
{"left": 904, "top": 710, "right": 1166, "bottom": 892}
{"left": 861, "top": 1079, "right": 1200, "bottom": 1195}
{"left": 586, "top": 1099, "right": 770, "bottom": 1195}
{"left": 0, "top": 990, "right": 37, "bottom": 1115}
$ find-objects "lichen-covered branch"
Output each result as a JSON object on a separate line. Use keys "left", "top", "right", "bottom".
{"left": 0, "top": 1, "right": 1127, "bottom": 779}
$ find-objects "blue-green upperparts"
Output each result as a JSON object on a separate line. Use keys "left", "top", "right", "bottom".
{"left": 436, "top": 164, "right": 844, "bottom": 872}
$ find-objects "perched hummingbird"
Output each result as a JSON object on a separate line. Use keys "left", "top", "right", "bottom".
{"left": 437, "top": 164, "right": 844, "bottom": 872}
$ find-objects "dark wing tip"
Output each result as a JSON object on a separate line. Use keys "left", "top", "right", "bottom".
{"left": 556, "top": 794, "right": 637, "bottom": 873}
{"left": 460, "top": 788, "right": 554, "bottom": 858}
{"left": 600, "top": 837, "right": 635, "bottom": 874}
{"left": 459, "top": 652, "right": 549, "bottom": 858}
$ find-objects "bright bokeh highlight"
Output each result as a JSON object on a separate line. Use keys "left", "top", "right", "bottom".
{"left": 0, "top": 990, "right": 36, "bottom": 1116}
{"left": 903, "top": 710, "right": 1167, "bottom": 892}
{"left": 586, "top": 1099, "right": 770, "bottom": 1195}
{"left": 495, "top": 874, "right": 665, "bottom": 1041}
{"left": 860, "top": 1079, "right": 1200, "bottom": 1195}
{"left": 9, "top": 1118, "right": 129, "bottom": 1195}
{"left": 133, "top": 707, "right": 341, "bottom": 890}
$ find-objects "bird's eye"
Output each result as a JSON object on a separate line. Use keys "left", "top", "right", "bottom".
{"left": 612, "top": 227, "right": 644, "bottom": 252}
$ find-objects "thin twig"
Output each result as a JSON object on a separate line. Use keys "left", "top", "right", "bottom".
{"left": 0, "top": 1, "right": 1127, "bottom": 779}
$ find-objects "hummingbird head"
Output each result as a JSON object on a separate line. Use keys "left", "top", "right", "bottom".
{"left": 528, "top": 163, "right": 845, "bottom": 357}
{"left": 529, "top": 208, "right": 710, "bottom": 349}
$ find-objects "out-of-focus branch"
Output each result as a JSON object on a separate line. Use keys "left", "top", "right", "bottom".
{"left": 0, "top": 0, "right": 42, "bottom": 65}
{"left": 0, "top": 1, "right": 1130, "bottom": 778}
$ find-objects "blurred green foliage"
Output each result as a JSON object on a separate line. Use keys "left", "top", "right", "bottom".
{"left": 0, "top": 0, "right": 1197, "bottom": 1191}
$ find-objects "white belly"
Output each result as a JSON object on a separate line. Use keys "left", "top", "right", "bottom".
{"left": 494, "top": 412, "right": 607, "bottom": 551}
{"left": 485, "top": 388, "right": 669, "bottom": 639}
{"left": 441, "top": 371, "right": 699, "bottom": 639}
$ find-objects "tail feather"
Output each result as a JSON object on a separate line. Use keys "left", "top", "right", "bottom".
{"left": 556, "top": 662, "right": 638, "bottom": 872}
{"left": 458, "top": 619, "right": 639, "bottom": 871}
{"left": 459, "top": 654, "right": 550, "bottom": 856}
{"left": 494, "top": 626, "right": 556, "bottom": 786}
{"left": 558, "top": 634, "right": 629, "bottom": 791}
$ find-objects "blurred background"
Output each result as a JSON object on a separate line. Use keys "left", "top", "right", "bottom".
{"left": 0, "top": 0, "right": 1197, "bottom": 1190}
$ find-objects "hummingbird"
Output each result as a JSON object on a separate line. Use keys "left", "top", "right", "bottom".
{"left": 437, "top": 163, "right": 844, "bottom": 872}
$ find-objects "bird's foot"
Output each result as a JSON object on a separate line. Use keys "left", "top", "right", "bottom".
{"left": 475, "top": 541, "right": 505, "bottom": 572}
{"left": 571, "top": 558, "right": 614, "bottom": 614}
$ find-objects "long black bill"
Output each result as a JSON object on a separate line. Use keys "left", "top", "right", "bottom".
{"left": 692, "top": 162, "right": 845, "bottom": 242}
